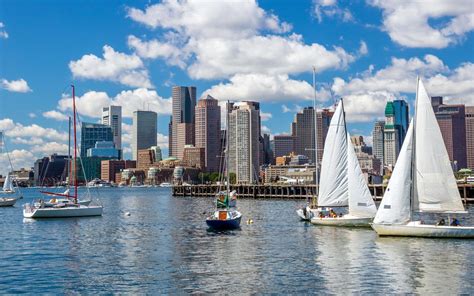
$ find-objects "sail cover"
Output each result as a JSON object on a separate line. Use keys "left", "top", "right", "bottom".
{"left": 318, "top": 100, "right": 348, "bottom": 207}
{"left": 373, "top": 122, "right": 413, "bottom": 224}
{"left": 347, "top": 134, "right": 377, "bottom": 218}
{"left": 413, "top": 79, "right": 465, "bottom": 213}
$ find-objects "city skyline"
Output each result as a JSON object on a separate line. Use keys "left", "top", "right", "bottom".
{"left": 1, "top": 0, "right": 473, "bottom": 175}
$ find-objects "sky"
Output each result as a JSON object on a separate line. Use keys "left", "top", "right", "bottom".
{"left": 0, "top": 0, "right": 473, "bottom": 175}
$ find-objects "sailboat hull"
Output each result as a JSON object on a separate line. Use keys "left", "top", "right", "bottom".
{"left": 0, "top": 197, "right": 17, "bottom": 207}
{"left": 372, "top": 221, "right": 474, "bottom": 238}
{"left": 23, "top": 205, "right": 103, "bottom": 218}
{"left": 310, "top": 215, "right": 373, "bottom": 227}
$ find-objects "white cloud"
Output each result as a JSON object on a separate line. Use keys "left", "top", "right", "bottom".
{"left": 261, "top": 112, "right": 272, "bottom": 121}
{"left": 202, "top": 73, "right": 331, "bottom": 103}
{"left": 127, "top": 1, "right": 356, "bottom": 80}
{"left": 43, "top": 110, "right": 69, "bottom": 121}
{"left": 69, "top": 45, "right": 152, "bottom": 88}
{"left": 0, "top": 78, "right": 32, "bottom": 93}
{"left": 261, "top": 125, "right": 271, "bottom": 135}
{"left": 0, "top": 118, "right": 67, "bottom": 142}
{"left": 358, "top": 40, "right": 368, "bottom": 56}
{"left": 0, "top": 22, "right": 8, "bottom": 39}
{"left": 157, "top": 133, "right": 169, "bottom": 149}
{"left": 282, "top": 104, "right": 303, "bottom": 113}
{"left": 313, "top": 0, "right": 354, "bottom": 23}
{"left": 0, "top": 150, "right": 35, "bottom": 175}
{"left": 28, "top": 113, "right": 36, "bottom": 118}
{"left": 31, "top": 142, "right": 68, "bottom": 155}
{"left": 332, "top": 55, "right": 474, "bottom": 122}
{"left": 368, "top": 0, "right": 474, "bottom": 48}
{"left": 57, "top": 88, "right": 172, "bottom": 118}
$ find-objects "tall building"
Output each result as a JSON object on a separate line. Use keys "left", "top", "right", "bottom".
{"left": 228, "top": 102, "right": 260, "bottom": 183}
{"left": 182, "top": 145, "right": 206, "bottom": 169}
{"left": 33, "top": 154, "right": 68, "bottom": 186}
{"left": 261, "top": 133, "right": 273, "bottom": 165}
{"left": 431, "top": 97, "right": 467, "bottom": 169}
{"left": 101, "top": 105, "right": 122, "bottom": 151}
{"left": 86, "top": 141, "right": 120, "bottom": 159}
{"left": 195, "top": 95, "right": 221, "bottom": 172}
{"left": 372, "top": 120, "right": 385, "bottom": 167}
{"left": 170, "top": 86, "right": 196, "bottom": 158}
{"left": 274, "top": 135, "right": 294, "bottom": 158}
{"left": 292, "top": 107, "right": 333, "bottom": 164}
{"left": 466, "top": 106, "right": 474, "bottom": 170}
{"left": 132, "top": 111, "right": 157, "bottom": 160}
{"left": 80, "top": 122, "right": 113, "bottom": 158}
{"left": 383, "top": 102, "right": 399, "bottom": 168}
{"left": 392, "top": 99, "right": 409, "bottom": 148}
{"left": 101, "top": 160, "right": 136, "bottom": 183}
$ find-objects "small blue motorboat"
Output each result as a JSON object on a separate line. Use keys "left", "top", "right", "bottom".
{"left": 206, "top": 209, "right": 242, "bottom": 230}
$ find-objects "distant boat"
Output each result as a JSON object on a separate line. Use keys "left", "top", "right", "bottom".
{"left": 159, "top": 182, "right": 172, "bottom": 187}
{"left": 206, "top": 101, "right": 242, "bottom": 230}
{"left": 309, "top": 98, "right": 377, "bottom": 227}
{"left": 0, "top": 132, "right": 23, "bottom": 206}
{"left": 23, "top": 85, "right": 103, "bottom": 218}
{"left": 371, "top": 78, "right": 474, "bottom": 238}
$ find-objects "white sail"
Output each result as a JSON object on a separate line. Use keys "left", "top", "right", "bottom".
{"left": 318, "top": 101, "right": 348, "bottom": 207}
{"left": 373, "top": 121, "right": 413, "bottom": 224}
{"left": 3, "top": 174, "right": 14, "bottom": 192}
{"left": 347, "top": 134, "right": 377, "bottom": 218}
{"left": 413, "top": 79, "right": 465, "bottom": 213}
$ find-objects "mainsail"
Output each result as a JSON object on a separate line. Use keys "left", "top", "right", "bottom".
{"left": 347, "top": 134, "right": 377, "bottom": 218}
{"left": 373, "top": 122, "right": 413, "bottom": 224}
{"left": 413, "top": 79, "right": 465, "bottom": 213}
{"left": 3, "top": 174, "right": 14, "bottom": 192}
{"left": 317, "top": 101, "right": 348, "bottom": 207}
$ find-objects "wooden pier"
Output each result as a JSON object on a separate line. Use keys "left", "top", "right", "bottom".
{"left": 172, "top": 183, "right": 474, "bottom": 204}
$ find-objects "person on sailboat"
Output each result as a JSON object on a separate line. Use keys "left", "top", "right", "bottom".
{"left": 451, "top": 218, "right": 460, "bottom": 226}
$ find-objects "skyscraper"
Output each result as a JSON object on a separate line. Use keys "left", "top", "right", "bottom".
{"left": 132, "top": 111, "right": 157, "bottom": 160}
{"left": 274, "top": 135, "right": 294, "bottom": 158}
{"left": 101, "top": 105, "right": 122, "bottom": 151}
{"left": 383, "top": 102, "right": 399, "bottom": 168}
{"left": 372, "top": 120, "right": 385, "bottom": 169}
{"left": 228, "top": 102, "right": 260, "bottom": 183}
{"left": 292, "top": 107, "right": 333, "bottom": 164}
{"left": 80, "top": 122, "right": 113, "bottom": 158}
{"left": 466, "top": 106, "right": 474, "bottom": 170}
{"left": 195, "top": 95, "right": 221, "bottom": 172}
{"left": 431, "top": 97, "right": 467, "bottom": 169}
{"left": 170, "top": 86, "right": 196, "bottom": 158}
{"left": 392, "top": 99, "right": 409, "bottom": 148}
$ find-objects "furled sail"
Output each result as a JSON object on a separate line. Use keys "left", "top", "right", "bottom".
{"left": 373, "top": 122, "right": 413, "bottom": 224}
{"left": 347, "top": 134, "right": 377, "bottom": 218}
{"left": 413, "top": 79, "right": 465, "bottom": 213}
{"left": 318, "top": 101, "right": 348, "bottom": 207}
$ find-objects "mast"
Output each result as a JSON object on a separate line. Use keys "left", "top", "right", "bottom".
{"left": 67, "top": 116, "right": 71, "bottom": 190}
{"left": 226, "top": 101, "right": 230, "bottom": 195}
{"left": 410, "top": 77, "right": 419, "bottom": 221}
{"left": 312, "top": 66, "right": 319, "bottom": 196}
{"left": 72, "top": 85, "right": 78, "bottom": 204}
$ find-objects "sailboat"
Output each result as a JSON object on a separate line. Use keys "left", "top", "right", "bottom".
{"left": 206, "top": 101, "right": 242, "bottom": 230}
{"left": 309, "top": 99, "right": 377, "bottom": 226}
{"left": 23, "top": 85, "right": 103, "bottom": 218}
{"left": 371, "top": 78, "right": 474, "bottom": 238}
{"left": 0, "top": 132, "right": 23, "bottom": 206}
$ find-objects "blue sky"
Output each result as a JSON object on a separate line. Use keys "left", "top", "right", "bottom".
{"left": 0, "top": 0, "right": 473, "bottom": 174}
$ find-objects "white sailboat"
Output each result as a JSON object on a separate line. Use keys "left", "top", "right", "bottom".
{"left": 23, "top": 85, "right": 103, "bottom": 218}
{"left": 310, "top": 99, "right": 377, "bottom": 226}
{"left": 0, "top": 132, "right": 23, "bottom": 206}
{"left": 371, "top": 78, "right": 474, "bottom": 238}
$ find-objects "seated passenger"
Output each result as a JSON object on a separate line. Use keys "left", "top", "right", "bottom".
{"left": 450, "top": 218, "right": 460, "bottom": 226}
{"left": 436, "top": 218, "right": 445, "bottom": 226}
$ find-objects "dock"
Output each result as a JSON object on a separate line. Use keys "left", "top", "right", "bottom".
{"left": 172, "top": 183, "right": 474, "bottom": 204}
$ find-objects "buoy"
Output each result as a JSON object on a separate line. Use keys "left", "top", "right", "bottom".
{"left": 125, "top": 212, "right": 131, "bottom": 216}
{"left": 247, "top": 219, "right": 253, "bottom": 224}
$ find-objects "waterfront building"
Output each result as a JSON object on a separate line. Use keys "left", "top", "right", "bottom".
{"left": 290, "top": 154, "right": 309, "bottom": 166}
{"left": 264, "top": 164, "right": 316, "bottom": 184}
{"left": 86, "top": 141, "right": 120, "bottom": 159}
{"left": 393, "top": 99, "right": 409, "bottom": 148}
{"left": 383, "top": 102, "right": 400, "bottom": 168}
{"left": 33, "top": 154, "right": 68, "bottom": 186}
{"left": 150, "top": 146, "right": 162, "bottom": 162}
{"left": 195, "top": 95, "right": 221, "bottom": 172}
{"left": 350, "top": 136, "right": 381, "bottom": 176}
{"left": 101, "top": 160, "right": 136, "bottom": 183}
{"left": 228, "top": 101, "right": 260, "bottom": 183}
{"left": 261, "top": 133, "right": 273, "bottom": 165}
{"left": 292, "top": 107, "right": 333, "bottom": 164}
{"left": 372, "top": 120, "right": 384, "bottom": 171}
{"left": 170, "top": 86, "right": 196, "bottom": 158}
{"left": 274, "top": 135, "right": 294, "bottom": 158}
{"left": 182, "top": 145, "right": 205, "bottom": 169}
{"left": 431, "top": 97, "right": 467, "bottom": 169}
{"left": 101, "top": 105, "right": 122, "bottom": 151}
{"left": 137, "top": 149, "right": 157, "bottom": 171}
{"left": 132, "top": 111, "right": 157, "bottom": 160}
{"left": 78, "top": 157, "right": 113, "bottom": 182}
{"left": 466, "top": 106, "right": 474, "bottom": 170}
{"left": 80, "top": 122, "right": 113, "bottom": 158}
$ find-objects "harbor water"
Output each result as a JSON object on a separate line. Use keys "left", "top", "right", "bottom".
{"left": 1, "top": 188, "right": 473, "bottom": 294}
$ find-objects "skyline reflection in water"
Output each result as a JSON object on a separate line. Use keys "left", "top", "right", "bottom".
{"left": 0, "top": 188, "right": 472, "bottom": 294}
